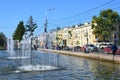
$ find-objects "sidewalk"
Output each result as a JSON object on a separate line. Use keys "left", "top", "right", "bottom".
{"left": 38, "top": 48, "right": 120, "bottom": 64}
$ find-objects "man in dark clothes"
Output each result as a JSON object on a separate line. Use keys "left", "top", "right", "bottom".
{"left": 111, "top": 43, "right": 118, "bottom": 56}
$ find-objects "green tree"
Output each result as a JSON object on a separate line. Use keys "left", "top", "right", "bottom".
{"left": 26, "top": 16, "right": 37, "bottom": 36}
{"left": 117, "top": 17, "right": 120, "bottom": 44}
{"left": 91, "top": 9, "right": 119, "bottom": 42}
{"left": 13, "top": 21, "right": 25, "bottom": 41}
{"left": 0, "top": 32, "right": 6, "bottom": 48}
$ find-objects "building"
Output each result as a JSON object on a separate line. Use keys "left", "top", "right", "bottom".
{"left": 38, "top": 22, "right": 102, "bottom": 48}
{"left": 54, "top": 23, "right": 97, "bottom": 48}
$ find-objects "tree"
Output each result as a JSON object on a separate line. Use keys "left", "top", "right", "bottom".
{"left": 13, "top": 21, "right": 25, "bottom": 41}
{"left": 91, "top": 9, "right": 119, "bottom": 42}
{"left": 26, "top": 16, "right": 37, "bottom": 37}
{"left": 0, "top": 32, "right": 6, "bottom": 48}
{"left": 116, "top": 16, "right": 120, "bottom": 44}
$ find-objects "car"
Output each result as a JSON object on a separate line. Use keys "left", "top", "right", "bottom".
{"left": 74, "top": 46, "right": 81, "bottom": 52}
{"left": 99, "top": 43, "right": 113, "bottom": 49}
{"left": 103, "top": 46, "right": 120, "bottom": 54}
{"left": 81, "top": 44, "right": 98, "bottom": 53}
{"left": 56, "top": 46, "right": 62, "bottom": 50}
{"left": 64, "top": 46, "right": 70, "bottom": 50}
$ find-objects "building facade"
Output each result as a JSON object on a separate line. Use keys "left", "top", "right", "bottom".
{"left": 38, "top": 22, "right": 99, "bottom": 49}
{"left": 55, "top": 23, "right": 97, "bottom": 48}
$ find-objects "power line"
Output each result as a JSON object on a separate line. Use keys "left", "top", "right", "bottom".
{"left": 52, "top": 0, "right": 117, "bottom": 22}
{"left": 49, "top": 0, "right": 120, "bottom": 27}
{"left": 47, "top": 0, "right": 120, "bottom": 31}
{"left": 0, "top": 27, "right": 10, "bottom": 28}
{"left": 101, "top": 0, "right": 120, "bottom": 8}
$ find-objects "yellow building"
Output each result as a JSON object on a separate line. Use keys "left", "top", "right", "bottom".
{"left": 56, "top": 29, "right": 64, "bottom": 47}
{"left": 56, "top": 27, "right": 74, "bottom": 48}
{"left": 55, "top": 23, "right": 97, "bottom": 48}
{"left": 78, "top": 23, "right": 96, "bottom": 46}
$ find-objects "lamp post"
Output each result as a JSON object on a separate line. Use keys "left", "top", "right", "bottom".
{"left": 44, "top": 8, "right": 54, "bottom": 33}
{"left": 44, "top": 8, "right": 54, "bottom": 49}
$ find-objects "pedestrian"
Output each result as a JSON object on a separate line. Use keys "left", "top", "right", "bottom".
{"left": 111, "top": 43, "right": 118, "bottom": 56}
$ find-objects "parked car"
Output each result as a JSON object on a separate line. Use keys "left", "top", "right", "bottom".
{"left": 64, "top": 46, "right": 70, "bottom": 50}
{"left": 81, "top": 44, "right": 98, "bottom": 53}
{"left": 96, "top": 42, "right": 113, "bottom": 49}
{"left": 56, "top": 46, "right": 62, "bottom": 50}
{"left": 74, "top": 46, "right": 81, "bottom": 52}
{"left": 99, "top": 43, "right": 113, "bottom": 49}
{"left": 103, "top": 46, "right": 120, "bottom": 54}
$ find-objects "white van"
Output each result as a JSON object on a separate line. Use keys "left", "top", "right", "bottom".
{"left": 96, "top": 42, "right": 113, "bottom": 49}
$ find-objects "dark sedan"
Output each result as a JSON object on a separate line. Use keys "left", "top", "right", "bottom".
{"left": 74, "top": 46, "right": 81, "bottom": 52}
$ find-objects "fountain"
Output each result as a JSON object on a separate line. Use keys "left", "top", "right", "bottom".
{"left": 6, "top": 37, "right": 15, "bottom": 56}
{"left": 1, "top": 34, "right": 120, "bottom": 79}
{"left": 6, "top": 38, "right": 10, "bottom": 52}
{"left": 39, "top": 32, "right": 54, "bottom": 49}
{"left": 14, "top": 33, "right": 59, "bottom": 72}
{"left": 7, "top": 36, "right": 30, "bottom": 59}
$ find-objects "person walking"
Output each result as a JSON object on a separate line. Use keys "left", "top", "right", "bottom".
{"left": 111, "top": 43, "right": 118, "bottom": 56}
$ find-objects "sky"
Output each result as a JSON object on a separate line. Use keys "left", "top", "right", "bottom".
{"left": 0, "top": 0, "right": 120, "bottom": 38}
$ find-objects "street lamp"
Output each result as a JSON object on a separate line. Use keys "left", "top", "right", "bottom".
{"left": 43, "top": 8, "right": 54, "bottom": 49}
{"left": 44, "top": 8, "right": 54, "bottom": 33}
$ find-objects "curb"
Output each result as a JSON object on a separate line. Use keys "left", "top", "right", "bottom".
{"left": 38, "top": 48, "right": 120, "bottom": 64}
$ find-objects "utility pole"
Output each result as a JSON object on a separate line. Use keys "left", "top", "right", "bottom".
{"left": 43, "top": 8, "right": 54, "bottom": 49}
{"left": 44, "top": 8, "right": 54, "bottom": 33}
{"left": 44, "top": 19, "right": 47, "bottom": 33}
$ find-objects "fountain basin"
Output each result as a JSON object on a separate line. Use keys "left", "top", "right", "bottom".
{"left": 7, "top": 56, "right": 30, "bottom": 59}
{"left": 15, "top": 65, "right": 59, "bottom": 72}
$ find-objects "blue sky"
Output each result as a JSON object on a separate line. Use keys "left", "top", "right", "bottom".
{"left": 0, "top": 0, "right": 120, "bottom": 37}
